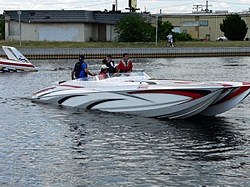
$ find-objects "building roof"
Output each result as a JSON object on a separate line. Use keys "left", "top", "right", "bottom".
{"left": 152, "top": 11, "right": 250, "bottom": 18}
{"left": 3, "top": 10, "right": 131, "bottom": 24}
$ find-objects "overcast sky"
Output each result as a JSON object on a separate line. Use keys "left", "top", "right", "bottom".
{"left": 1, "top": 0, "right": 250, "bottom": 14}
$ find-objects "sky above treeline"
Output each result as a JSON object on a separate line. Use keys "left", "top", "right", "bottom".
{"left": 1, "top": 0, "right": 250, "bottom": 14}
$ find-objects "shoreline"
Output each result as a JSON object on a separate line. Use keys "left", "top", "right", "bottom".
{"left": 1, "top": 47, "right": 250, "bottom": 59}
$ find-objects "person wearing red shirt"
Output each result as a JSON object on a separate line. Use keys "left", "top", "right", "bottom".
{"left": 116, "top": 53, "right": 133, "bottom": 73}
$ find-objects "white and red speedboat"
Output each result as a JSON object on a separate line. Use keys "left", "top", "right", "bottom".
{"left": 0, "top": 46, "right": 38, "bottom": 72}
{"left": 31, "top": 72, "right": 250, "bottom": 119}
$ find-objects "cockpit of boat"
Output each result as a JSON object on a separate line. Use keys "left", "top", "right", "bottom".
{"left": 75, "top": 72, "right": 151, "bottom": 82}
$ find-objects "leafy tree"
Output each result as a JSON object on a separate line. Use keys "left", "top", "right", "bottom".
{"left": 157, "top": 19, "right": 192, "bottom": 42}
{"left": 220, "top": 14, "right": 248, "bottom": 40}
{"left": 0, "top": 15, "right": 5, "bottom": 40}
{"left": 157, "top": 20, "right": 174, "bottom": 41}
{"left": 115, "top": 14, "right": 154, "bottom": 42}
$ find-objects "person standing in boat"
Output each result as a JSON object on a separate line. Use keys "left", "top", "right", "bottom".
{"left": 106, "top": 54, "right": 117, "bottom": 74}
{"left": 71, "top": 55, "right": 95, "bottom": 80}
{"left": 116, "top": 53, "right": 133, "bottom": 73}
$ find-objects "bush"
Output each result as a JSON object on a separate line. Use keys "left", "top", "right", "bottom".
{"left": 88, "top": 37, "right": 96, "bottom": 42}
{"left": 173, "top": 32, "right": 193, "bottom": 42}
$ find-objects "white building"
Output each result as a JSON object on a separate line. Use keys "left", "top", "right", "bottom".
{"left": 3, "top": 10, "right": 131, "bottom": 42}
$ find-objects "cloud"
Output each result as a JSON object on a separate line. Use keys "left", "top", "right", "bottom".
{"left": 0, "top": 0, "right": 248, "bottom": 14}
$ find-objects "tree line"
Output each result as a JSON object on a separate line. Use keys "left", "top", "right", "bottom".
{"left": 0, "top": 13, "right": 248, "bottom": 42}
{"left": 115, "top": 13, "right": 248, "bottom": 42}
{"left": 114, "top": 13, "right": 192, "bottom": 42}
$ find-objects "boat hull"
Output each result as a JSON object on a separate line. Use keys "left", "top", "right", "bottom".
{"left": 0, "top": 46, "right": 38, "bottom": 72}
{"left": 199, "top": 82, "right": 250, "bottom": 116}
{"left": 31, "top": 73, "right": 250, "bottom": 119}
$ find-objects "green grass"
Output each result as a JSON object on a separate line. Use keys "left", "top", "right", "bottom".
{"left": 1, "top": 40, "right": 250, "bottom": 48}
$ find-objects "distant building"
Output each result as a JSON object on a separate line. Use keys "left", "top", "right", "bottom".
{"left": 4, "top": 9, "right": 250, "bottom": 42}
{"left": 3, "top": 10, "right": 131, "bottom": 42}
{"left": 154, "top": 11, "right": 250, "bottom": 41}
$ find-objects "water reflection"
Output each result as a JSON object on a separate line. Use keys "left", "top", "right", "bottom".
{"left": 222, "top": 57, "right": 246, "bottom": 66}
{"left": 1, "top": 56, "right": 250, "bottom": 186}
{"left": 67, "top": 107, "right": 246, "bottom": 164}
{"left": 60, "top": 108, "right": 249, "bottom": 186}
{"left": 167, "top": 116, "right": 246, "bottom": 162}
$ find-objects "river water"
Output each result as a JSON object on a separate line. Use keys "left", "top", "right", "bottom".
{"left": 0, "top": 57, "right": 250, "bottom": 186}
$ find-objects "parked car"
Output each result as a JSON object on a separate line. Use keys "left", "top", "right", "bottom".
{"left": 216, "top": 36, "right": 228, "bottom": 41}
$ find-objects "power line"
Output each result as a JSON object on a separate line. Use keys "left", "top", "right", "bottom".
{"left": 210, "top": 0, "right": 249, "bottom": 5}
{"left": 0, "top": 0, "right": 113, "bottom": 6}
{"left": 145, "top": 1, "right": 204, "bottom": 10}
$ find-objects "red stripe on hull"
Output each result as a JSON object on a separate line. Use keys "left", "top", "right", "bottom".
{"left": 217, "top": 85, "right": 250, "bottom": 104}
{"left": 0, "top": 61, "right": 35, "bottom": 68}
{"left": 59, "top": 84, "right": 84, "bottom": 88}
{"left": 128, "top": 90, "right": 206, "bottom": 100}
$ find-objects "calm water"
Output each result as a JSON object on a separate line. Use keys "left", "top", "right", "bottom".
{"left": 0, "top": 57, "right": 250, "bottom": 186}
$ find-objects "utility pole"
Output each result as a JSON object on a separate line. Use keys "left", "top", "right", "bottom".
{"left": 193, "top": 4, "right": 202, "bottom": 11}
{"left": 126, "top": 0, "right": 140, "bottom": 12}
{"left": 155, "top": 14, "right": 158, "bottom": 46}
{"left": 193, "top": 1, "right": 212, "bottom": 12}
{"left": 204, "top": 1, "right": 212, "bottom": 12}
{"left": 17, "top": 11, "right": 22, "bottom": 47}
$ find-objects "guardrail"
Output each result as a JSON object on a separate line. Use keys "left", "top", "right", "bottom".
{"left": 1, "top": 47, "right": 250, "bottom": 59}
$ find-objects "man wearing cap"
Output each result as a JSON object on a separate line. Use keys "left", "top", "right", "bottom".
{"left": 99, "top": 64, "right": 109, "bottom": 79}
{"left": 71, "top": 55, "right": 95, "bottom": 80}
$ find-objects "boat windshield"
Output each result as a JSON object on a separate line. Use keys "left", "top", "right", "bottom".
{"left": 75, "top": 72, "right": 150, "bottom": 82}
{"left": 2, "top": 46, "right": 31, "bottom": 63}
{"left": 106, "top": 72, "right": 150, "bottom": 81}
